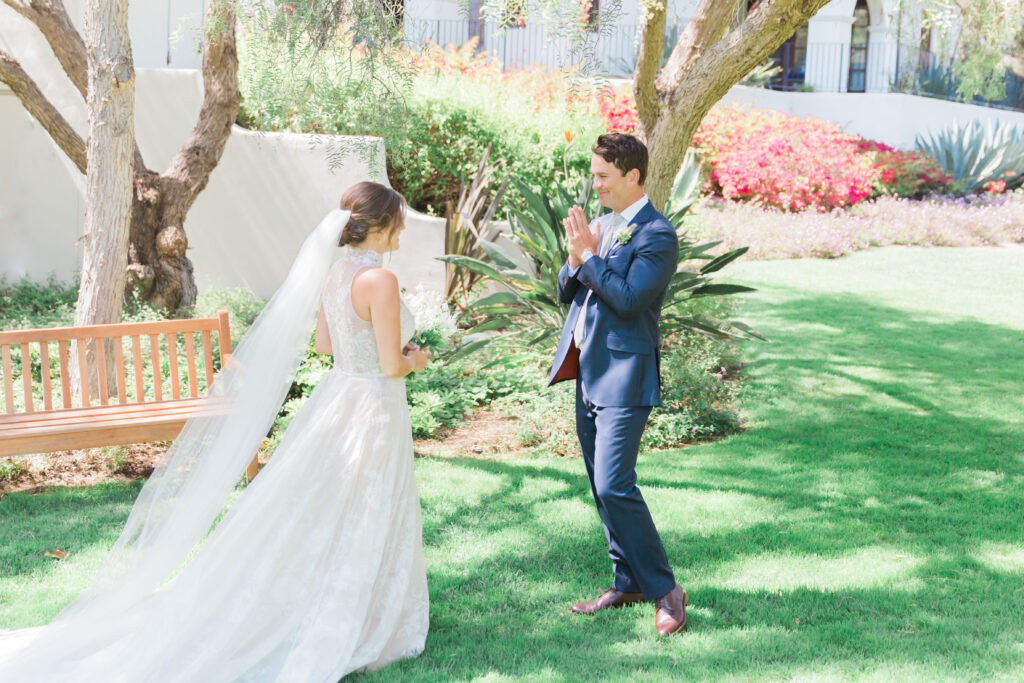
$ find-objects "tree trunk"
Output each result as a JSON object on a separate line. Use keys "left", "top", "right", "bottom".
{"left": 73, "top": 0, "right": 134, "bottom": 395}
{"left": 635, "top": 0, "right": 833, "bottom": 208}
{"left": 127, "top": 0, "right": 239, "bottom": 312}
{"left": 126, "top": 173, "right": 198, "bottom": 312}
{"left": 3, "top": 0, "right": 238, "bottom": 314}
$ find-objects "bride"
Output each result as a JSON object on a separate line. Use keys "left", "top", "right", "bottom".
{"left": 0, "top": 182, "right": 432, "bottom": 681}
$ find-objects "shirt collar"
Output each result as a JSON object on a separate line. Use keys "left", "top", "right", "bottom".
{"left": 616, "top": 194, "right": 649, "bottom": 225}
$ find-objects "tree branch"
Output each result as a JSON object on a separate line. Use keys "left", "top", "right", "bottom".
{"left": 3, "top": 0, "right": 148, "bottom": 174}
{"left": 654, "top": 0, "right": 736, "bottom": 96}
{"left": 0, "top": 49, "right": 86, "bottom": 173}
{"left": 163, "top": 0, "right": 240, "bottom": 209}
{"left": 667, "top": 0, "right": 829, "bottom": 118}
{"left": 644, "top": 0, "right": 832, "bottom": 207}
{"left": 2, "top": 0, "right": 88, "bottom": 97}
{"left": 633, "top": 0, "right": 666, "bottom": 138}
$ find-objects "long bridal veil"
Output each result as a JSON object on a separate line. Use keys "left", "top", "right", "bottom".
{"left": 0, "top": 209, "right": 351, "bottom": 677}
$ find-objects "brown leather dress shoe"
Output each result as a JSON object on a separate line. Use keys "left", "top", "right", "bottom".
{"left": 654, "top": 583, "right": 688, "bottom": 636}
{"left": 571, "top": 588, "right": 646, "bottom": 615}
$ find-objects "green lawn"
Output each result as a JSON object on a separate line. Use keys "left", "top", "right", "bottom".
{"left": 2, "top": 246, "right": 1023, "bottom": 681}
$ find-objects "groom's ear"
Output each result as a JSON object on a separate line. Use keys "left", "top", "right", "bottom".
{"left": 626, "top": 168, "right": 641, "bottom": 186}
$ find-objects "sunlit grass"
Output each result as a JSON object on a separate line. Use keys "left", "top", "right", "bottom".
{"left": 2, "top": 246, "right": 1022, "bottom": 680}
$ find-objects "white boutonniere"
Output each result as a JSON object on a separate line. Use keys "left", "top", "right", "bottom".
{"left": 614, "top": 223, "right": 637, "bottom": 246}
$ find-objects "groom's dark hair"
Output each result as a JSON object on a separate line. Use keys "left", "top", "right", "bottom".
{"left": 593, "top": 133, "right": 648, "bottom": 185}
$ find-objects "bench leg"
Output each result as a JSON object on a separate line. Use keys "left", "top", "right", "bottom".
{"left": 245, "top": 455, "right": 260, "bottom": 483}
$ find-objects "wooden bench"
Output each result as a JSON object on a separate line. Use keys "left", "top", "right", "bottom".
{"left": 0, "top": 311, "right": 259, "bottom": 481}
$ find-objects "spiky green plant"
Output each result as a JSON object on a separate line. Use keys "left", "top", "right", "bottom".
{"left": 916, "top": 120, "right": 1024, "bottom": 195}
{"left": 439, "top": 152, "right": 763, "bottom": 361}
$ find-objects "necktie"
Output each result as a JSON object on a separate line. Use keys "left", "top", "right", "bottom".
{"left": 573, "top": 213, "right": 622, "bottom": 345}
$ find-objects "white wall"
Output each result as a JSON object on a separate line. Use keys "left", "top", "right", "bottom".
{"left": 130, "top": 0, "right": 205, "bottom": 69}
{"left": 1, "top": 68, "right": 447, "bottom": 300}
{"left": 0, "top": 90, "right": 83, "bottom": 284}
{"left": 722, "top": 85, "right": 1024, "bottom": 149}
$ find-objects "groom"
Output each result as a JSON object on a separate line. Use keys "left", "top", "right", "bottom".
{"left": 548, "top": 133, "right": 686, "bottom": 636}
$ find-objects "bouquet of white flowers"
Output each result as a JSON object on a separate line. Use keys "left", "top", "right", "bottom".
{"left": 403, "top": 284, "right": 460, "bottom": 355}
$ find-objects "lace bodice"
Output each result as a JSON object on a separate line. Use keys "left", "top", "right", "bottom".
{"left": 322, "top": 247, "right": 416, "bottom": 376}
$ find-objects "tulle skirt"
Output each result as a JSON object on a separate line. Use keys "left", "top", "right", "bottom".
{"left": 0, "top": 369, "right": 428, "bottom": 682}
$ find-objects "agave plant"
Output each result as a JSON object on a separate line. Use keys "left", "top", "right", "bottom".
{"left": 916, "top": 120, "right": 1024, "bottom": 195}
{"left": 439, "top": 152, "right": 763, "bottom": 361}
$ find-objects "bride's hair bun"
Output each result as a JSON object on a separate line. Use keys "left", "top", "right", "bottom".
{"left": 338, "top": 182, "right": 406, "bottom": 247}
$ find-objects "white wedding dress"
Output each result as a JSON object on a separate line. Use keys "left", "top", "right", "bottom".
{"left": 0, "top": 240, "right": 429, "bottom": 682}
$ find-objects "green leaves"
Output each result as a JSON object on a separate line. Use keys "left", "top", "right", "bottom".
{"left": 701, "top": 247, "right": 750, "bottom": 275}
{"left": 441, "top": 153, "right": 764, "bottom": 356}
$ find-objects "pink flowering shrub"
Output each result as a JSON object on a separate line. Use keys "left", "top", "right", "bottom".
{"left": 597, "top": 98, "right": 950, "bottom": 212}
{"left": 693, "top": 107, "right": 876, "bottom": 211}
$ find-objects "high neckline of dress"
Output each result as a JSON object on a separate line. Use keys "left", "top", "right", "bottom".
{"left": 344, "top": 245, "right": 384, "bottom": 267}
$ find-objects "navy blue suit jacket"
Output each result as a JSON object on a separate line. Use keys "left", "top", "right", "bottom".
{"left": 548, "top": 202, "right": 679, "bottom": 407}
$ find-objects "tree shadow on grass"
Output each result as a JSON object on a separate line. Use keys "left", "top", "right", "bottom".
{"left": 2, "top": 292, "right": 1022, "bottom": 679}
{"left": 358, "top": 293, "right": 1024, "bottom": 680}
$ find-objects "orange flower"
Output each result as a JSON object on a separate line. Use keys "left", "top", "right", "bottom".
{"left": 564, "top": 130, "right": 576, "bottom": 144}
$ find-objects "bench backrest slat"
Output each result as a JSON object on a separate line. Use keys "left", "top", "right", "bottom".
{"left": 95, "top": 339, "right": 110, "bottom": 406}
{"left": 20, "top": 343, "right": 34, "bottom": 412}
{"left": 130, "top": 335, "right": 144, "bottom": 403}
{"left": 217, "top": 311, "right": 232, "bottom": 367}
{"left": 113, "top": 338, "right": 127, "bottom": 404}
{"left": 2, "top": 345, "right": 13, "bottom": 413}
{"left": 0, "top": 312, "right": 230, "bottom": 415}
{"left": 167, "top": 333, "right": 181, "bottom": 399}
{"left": 184, "top": 333, "right": 198, "bottom": 398}
{"left": 202, "top": 330, "right": 214, "bottom": 391}
{"left": 40, "top": 342, "right": 53, "bottom": 411}
{"left": 149, "top": 334, "right": 163, "bottom": 402}
{"left": 76, "top": 339, "right": 91, "bottom": 407}
{"left": 58, "top": 341, "right": 72, "bottom": 409}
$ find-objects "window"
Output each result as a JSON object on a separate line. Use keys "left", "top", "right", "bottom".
{"left": 848, "top": 0, "right": 870, "bottom": 92}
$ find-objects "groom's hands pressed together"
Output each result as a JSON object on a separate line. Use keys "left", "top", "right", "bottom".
{"left": 563, "top": 205, "right": 600, "bottom": 270}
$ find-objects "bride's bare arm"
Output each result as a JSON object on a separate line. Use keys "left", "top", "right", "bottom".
{"left": 314, "top": 305, "right": 332, "bottom": 354}
{"left": 352, "top": 268, "right": 428, "bottom": 378}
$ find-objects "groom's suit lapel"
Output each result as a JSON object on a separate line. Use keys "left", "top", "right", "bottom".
{"left": 605, "top": 201, "right": 657, "bottom": 258}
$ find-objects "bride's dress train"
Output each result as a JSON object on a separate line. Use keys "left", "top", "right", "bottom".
{"left": 0, "top": 218, "right": 428, "bottom": 681}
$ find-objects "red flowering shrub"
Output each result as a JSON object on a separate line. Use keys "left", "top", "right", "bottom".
{"left": 692, "top": 107, "right": 877, "bottom": 211}
{"left": 598, "top": 88, "right": 638, "bottom": 134}
{"left": 984, "top": 179, "right": 1007, "bottom": 194}
{"left": 857, "top": 139, "right": 950, "bottom": 199}
{"left": 596, "top": 95, "right": 951, "bottom": 212}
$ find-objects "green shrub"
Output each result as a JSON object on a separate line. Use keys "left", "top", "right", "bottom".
{"left": 194, "top": 288, "right": 267, "bottom": 344}
{"left": 405, "top": 355, "right": 526, "bottom": 438}
{"left": 389, "top": 76, "right": 601, "bottom": 216}
{"left": 236, "top": 30, "right": 604, "bottom": 217}
{"left": 1, "top": 279, "right": 746, "bottom": 454}
{"left": 644, "top": 333, "right": 743, "bottom": 449}
{"left": 0, "top": 274, "right": 77, "bottom": 330}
